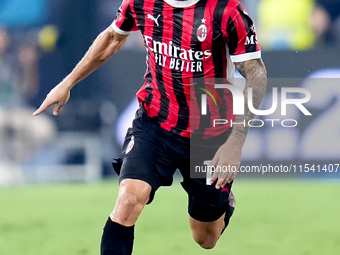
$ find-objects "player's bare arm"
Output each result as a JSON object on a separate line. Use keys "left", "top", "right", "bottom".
{"left": 33, "top": 26, "right": 128, "bottom": 116}
{"left": 210, "top": 58, "right": 267, "bottom": 189}
{"left": 232, "top": 58, "right": 267, "bottom": 139}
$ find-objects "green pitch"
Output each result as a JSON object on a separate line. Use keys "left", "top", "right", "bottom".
{"left": 0, "top": 179, "right": 339, "bottom": 255}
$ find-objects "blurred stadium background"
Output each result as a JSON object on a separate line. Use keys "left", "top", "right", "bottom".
{"left": 0, "top": 0, "right": 339, "bottom": 254}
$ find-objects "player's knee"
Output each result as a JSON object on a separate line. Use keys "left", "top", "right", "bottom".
{"left": 193, "top": 232, "right": 219, "bottom": 249}
{"left": 115, "top": 188, "right": 150, "bottom": 216}
{"left": 194, "top": 236, "right": 218, "bottom": 249}
{"left": 110, "top": 180, "right": 151, "bottom": 225}
{"left": 119, "top": 179, "right": 151, "bottom": 206}
{"left": 110, "top": 192, "right": 142, "bottom": 225}
{"left": 117, "top": 191, "right": 140, "bottom": 210}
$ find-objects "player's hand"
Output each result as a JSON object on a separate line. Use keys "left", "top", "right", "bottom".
{"left": 33, "top": 83, "right": 71, "bottom": 116}
{"left": 209, "top": 136, "right": 243, "bottom": 189}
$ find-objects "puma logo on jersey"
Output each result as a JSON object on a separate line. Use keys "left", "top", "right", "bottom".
{"left": 147, "top": 14, "right": 161, "bottom": 26}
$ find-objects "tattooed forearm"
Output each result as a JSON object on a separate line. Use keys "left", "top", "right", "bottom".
{"left": 231, "top": 58, "right": 267, "bottom": 140}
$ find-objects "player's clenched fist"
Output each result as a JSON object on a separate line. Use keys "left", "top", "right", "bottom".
{"left": 33, "top": 83, "right": 71, "bottom": 116}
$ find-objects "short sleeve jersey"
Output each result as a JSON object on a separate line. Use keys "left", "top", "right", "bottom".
{"left": 112, "top": 0, "right": 261, "bottom": 138}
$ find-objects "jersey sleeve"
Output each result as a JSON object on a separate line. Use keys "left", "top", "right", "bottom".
{"left": 222, "top": 4, "right": 261, "bottom": 63}
{"left": 111, "top": 0, "right": 138, "bottom": 35}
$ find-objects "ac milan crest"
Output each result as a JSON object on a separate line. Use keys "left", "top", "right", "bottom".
{"left": 197, "top": 18, "right": 208, "bottom": 42}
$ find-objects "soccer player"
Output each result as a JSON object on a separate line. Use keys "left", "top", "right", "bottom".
{"left": 33, "top": 0, "right": 267, "bottom": 254}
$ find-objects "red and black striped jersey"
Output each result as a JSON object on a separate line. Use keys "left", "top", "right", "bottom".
{"left": 112, "top": 0, "right": 261, "bottom": 138}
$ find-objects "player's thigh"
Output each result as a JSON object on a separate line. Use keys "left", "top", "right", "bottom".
{"left": 115, "top": 105, "right": 178, "bottom": 203}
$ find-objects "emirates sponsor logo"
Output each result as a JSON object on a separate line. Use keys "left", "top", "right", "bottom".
{"left": 144, "top": 35, "right": 212, "bottom": 72}
{"left": 144, "top": 36, "right": 211, "bottom": 61}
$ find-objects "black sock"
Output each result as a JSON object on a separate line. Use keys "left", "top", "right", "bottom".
{"left": 100, "top": 217, "right": 134, "bottom": 255}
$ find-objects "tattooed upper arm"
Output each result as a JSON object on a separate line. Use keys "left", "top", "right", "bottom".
{"left": 230, "top": 58, "right": 267, "bottom": 140}
{"left": 234, "top": 58, "right": 267, "bottom": 79}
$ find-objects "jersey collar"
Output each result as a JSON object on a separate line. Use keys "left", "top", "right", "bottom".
{"left": 164, "top": 0, "right": 200, "bottom": 8}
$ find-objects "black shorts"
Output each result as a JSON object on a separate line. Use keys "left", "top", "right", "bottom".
{"left": 112, "top": 105, "right": 234, "bottom": 222}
